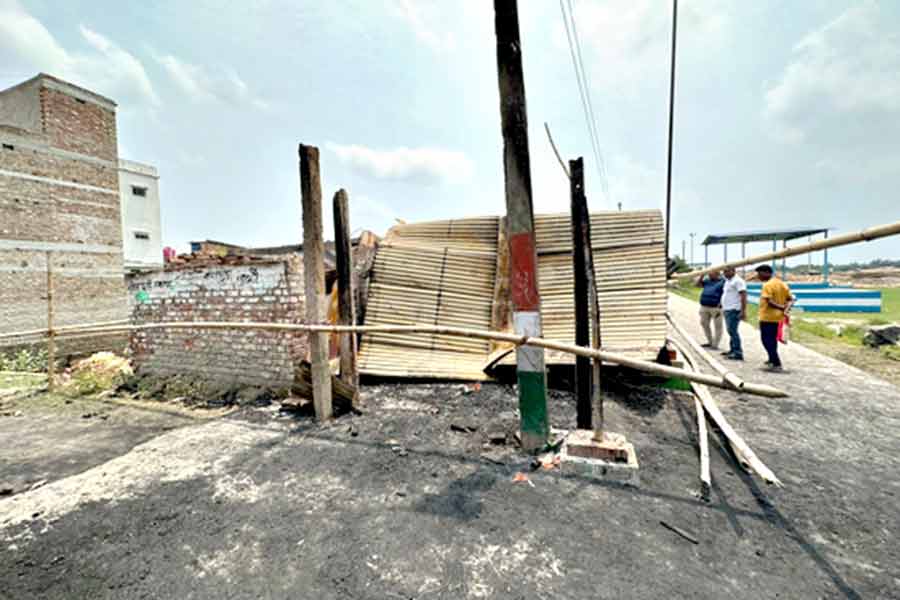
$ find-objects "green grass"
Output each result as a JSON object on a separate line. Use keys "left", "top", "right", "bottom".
{"left": 0, "top": 371, "right": 46, "bottom": 390}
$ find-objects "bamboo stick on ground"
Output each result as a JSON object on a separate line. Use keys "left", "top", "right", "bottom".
{"left": 672, "top": 338, "right": 783, "bottom": 487}
{"left": 680, "top": 355, "right": 712, "bottom": 499}
{"left": 10, "top": 320, "right": 787, "bottom": 398}
{"left": 667, "top": 313, "right": 744, "bottom": 391}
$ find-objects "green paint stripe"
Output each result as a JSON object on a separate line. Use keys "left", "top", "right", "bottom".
{"left": 518, "top": 369, "right": 548, "bottom": 439}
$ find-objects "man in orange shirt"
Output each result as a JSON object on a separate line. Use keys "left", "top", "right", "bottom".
{"left": 755, "top": 265, "right": 794, "bottom": 372}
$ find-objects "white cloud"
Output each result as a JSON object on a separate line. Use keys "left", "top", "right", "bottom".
{"left": 0, "top": 0, "right": 158, "bottom": 106}
{"left": 327, "top": 142, "right": 474, "bottom": 185}
{"left": 155, "top": 54, "right": 268, "bottom": 110}
{"left": 389, "top": 0, "right": 457, "bottom": 52}
{"left": 764, "top": 1, "right": 900, "bottom": 144}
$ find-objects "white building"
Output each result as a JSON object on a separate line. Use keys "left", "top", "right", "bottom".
{"left": 118, "top": 159, "right": 163, "bottom": 272}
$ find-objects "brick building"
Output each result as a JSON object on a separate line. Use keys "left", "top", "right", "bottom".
{"left": 0, "top": 73, "right": 128, "bottom": 350}
{"left": 128, "top": 256, "right": 307, "bottom": 388}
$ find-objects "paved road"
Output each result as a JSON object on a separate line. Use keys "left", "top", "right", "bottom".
{"left": 668, "top": 293, "right": 900, "bottom": 597}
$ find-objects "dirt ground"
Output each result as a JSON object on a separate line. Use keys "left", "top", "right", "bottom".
{"left": 2, "top": 338, "right": 899, "bottom": 600}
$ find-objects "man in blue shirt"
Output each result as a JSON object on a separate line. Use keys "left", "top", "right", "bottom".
{"left": 695, "top": 270, "right": 725, "bottom": 349}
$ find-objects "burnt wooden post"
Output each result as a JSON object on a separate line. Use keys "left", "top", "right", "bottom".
{"left": 493, "top": 0, "right": 547, "bottom": 451}
{"left": 586, "top": 221, "right": 603, "bottom": 437}
{"left": 333, "top": 188, "right": 358, "bottom": 404}
{"left": 299, "top": 144, "right": 332, "bottom": 420}
{"left": 569, "top": 158, "right": 604, "bottom": 434}
{"left": 570, "top": 158, "right": 591, "bottom": 428}
{"left": 45, "top": 251, "right": 55, "bottom": 391}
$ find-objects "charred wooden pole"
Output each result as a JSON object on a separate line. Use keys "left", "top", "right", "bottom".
{"left": 569, "top": 158, "right": 591, "bottom": 428}
{"left": 333, "top": 188, "right": 359, "bottom": 405}
{"left": 569, "top": 159, "right": 604, "bottom": 434}
{"left": 493, "top": 0, "right": 548, "bottom": 451}
{"left": 45, "top": 251, "right": 55, "bottom": 391}
{"left": 299, "top": 144, "right": 332, "bottom": 420}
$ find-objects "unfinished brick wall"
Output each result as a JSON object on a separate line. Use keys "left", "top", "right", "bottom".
{"left": 128, "top": 259, "right": 307, "bottom": 388}
{"left": 0, "top": 74, "right": 127, "bottom": 357}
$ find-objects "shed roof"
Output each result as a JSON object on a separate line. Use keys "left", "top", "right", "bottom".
{"left": 702, "top": 227, "right": 829, "bottom": 245}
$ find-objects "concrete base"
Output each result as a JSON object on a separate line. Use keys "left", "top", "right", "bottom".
{"left": 559, "top": 430, "right": 639, "bottom": 486}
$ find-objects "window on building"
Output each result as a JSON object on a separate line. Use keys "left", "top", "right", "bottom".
{"left": 134, "top": 231, "right": 150, "bottom": 240}
{"left": 131, "top": 186, "right": 148, "bottom": 197}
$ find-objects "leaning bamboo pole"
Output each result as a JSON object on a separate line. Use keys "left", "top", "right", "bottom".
{"left": 674, "top": 220, "right": 900, "bottom": 280}
{"left": 668, "top": 314, "right": 744, "bottom": 391}
{"left": 672, "top": 338, "right": 783, "bottom": 487}
{"left": 1, "top": 319, "right": 787, "bottom": 398}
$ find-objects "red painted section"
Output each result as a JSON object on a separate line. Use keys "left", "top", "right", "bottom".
{"left": 509, "top": 232, "right": 540, "bottom": 311}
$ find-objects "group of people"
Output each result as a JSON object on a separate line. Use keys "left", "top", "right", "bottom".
{"left": 696, "top": 265, "right": 794, "bottom": 372}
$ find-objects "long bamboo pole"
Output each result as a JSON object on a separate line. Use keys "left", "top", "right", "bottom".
{"left": 4, "top": 319, "right": 786, "bottom": 398}
{"left": 674, "top": 220, "right": 900, "bottom": 280}
{"left": 672, "top": 338, "right": 782, "bottom": 487}
{"left": 668, "top": 313, "right": 743, "bottom": 391}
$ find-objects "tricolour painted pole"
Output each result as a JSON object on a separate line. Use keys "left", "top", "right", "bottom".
{"left": 493, "top": 0, "right": 547, "bottom": 451}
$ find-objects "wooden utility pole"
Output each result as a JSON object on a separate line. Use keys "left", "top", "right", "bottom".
{"left": 299, "top": 144, "right": 332, "bottom": 420}
{"left": 332, "top": 188, "right": 358, "bottom": 405}
{"left": 570, "top": 158, "right": 591, "bottom": 428}
{"left": 45, "top": 251, "right": 55, "bottom": 391}
{"left": 569, "top": 158, "right": 603, "bottom": 434}
{"left": 493, "top": 0, "right": 547, "bottom": 451}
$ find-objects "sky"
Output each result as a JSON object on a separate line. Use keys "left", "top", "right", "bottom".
{"left": 1, "top": 0, "right": 898, "bottom": 265}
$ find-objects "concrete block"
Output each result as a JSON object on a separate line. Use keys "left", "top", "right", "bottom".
{"left": 560, "top": 430, "right": 639, "bottom": 486}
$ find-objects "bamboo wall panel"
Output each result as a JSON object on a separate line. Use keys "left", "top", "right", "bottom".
{"left": 360, "top": 210, "right": 667, "bottom": 378}
{"left": 358, "top": 218, "right": 499, "bottom": 380}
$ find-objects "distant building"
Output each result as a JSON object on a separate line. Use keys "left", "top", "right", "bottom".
{"left": 0, "top": 73, "right": 129, "bottom": 344}
{"left": 119, "top": 159, "right": 163, "bottom": 272}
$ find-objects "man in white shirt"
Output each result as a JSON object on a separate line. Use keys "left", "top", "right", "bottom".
{"left": 721, "top": 266, "right": 747, "bottom": 360}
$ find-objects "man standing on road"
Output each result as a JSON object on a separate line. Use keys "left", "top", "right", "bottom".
{"left": 721, "top": 266, "right": 747, "bottom": 360}
{"left": 696, "top": 270, "right": 725, "bottom": 349}
{"left": 755, "top": 264, "right": 793, "bottom": 372}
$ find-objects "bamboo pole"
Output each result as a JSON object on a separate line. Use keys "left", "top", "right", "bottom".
{"left": 680, "top": 354, "right": 711, "bottom": 499}
{"left": 695, "top": 395, "right": 711, "bottom": 499}
{"left": 673, "top": 338, "right": 782, "bottom": 487}
{"left": 675, "top": 220, "right": 900, "bottom": 280}
{"left": 0, "top": 319, "right": 130, "bottom": 340}
{"left": 45, "top": 251, "right": 55, "bottom": 392}
{"left": 18, "top": 319, "right": 786, "bottom": 398}
{"left": 667, "top": 313, "right": 744, "bottom": 391}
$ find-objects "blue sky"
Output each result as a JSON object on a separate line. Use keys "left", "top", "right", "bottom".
{"left": 2, "top": 0, "right": 898, "bottom": 264}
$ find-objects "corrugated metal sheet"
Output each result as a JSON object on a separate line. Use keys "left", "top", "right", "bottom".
{"left": 358, "top": 210, "right": 667, "bottom": 379}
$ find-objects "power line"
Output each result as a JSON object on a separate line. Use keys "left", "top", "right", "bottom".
{"left": 567, "top": 0, "right": 609, "bottom": 199}
{"left": 559, "top": 0, "right": 608, "bottom": 202}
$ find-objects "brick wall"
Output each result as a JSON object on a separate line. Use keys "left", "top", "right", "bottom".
{"left": 128, "top": 259, "right": 308, "bottom": 388}
{"left": 0, "top": 75, "right": 127, "bottom": 357}
{"left": 40, "top": 87, "right": 118, "bottom": 162}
